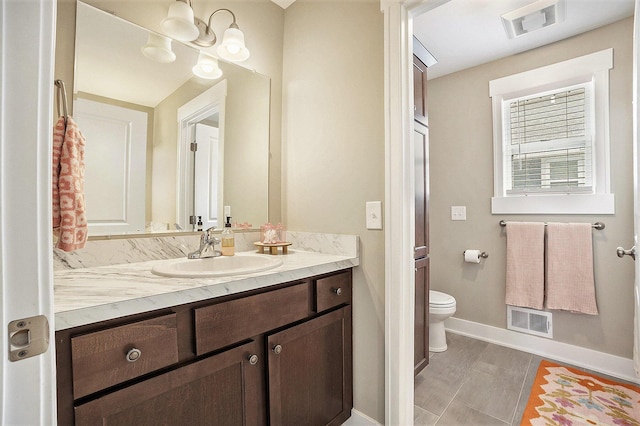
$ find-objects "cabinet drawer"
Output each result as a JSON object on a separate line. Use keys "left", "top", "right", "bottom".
{"left": 71, "top": 313, "right": 178, "bottom": 399}
{"left": 316, "top": 270, "right": 352, "bottom": 312}
{"left": 194, "top": 283, "right": 310, "bottom": 355}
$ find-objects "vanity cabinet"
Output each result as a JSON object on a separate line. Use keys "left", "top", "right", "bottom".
{"left": 56, "top": 269, "right": 353, "bottom": 426}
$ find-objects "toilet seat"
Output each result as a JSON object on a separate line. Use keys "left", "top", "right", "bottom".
{"left": 429, "top": 290, "right": 456, "bottom": 308}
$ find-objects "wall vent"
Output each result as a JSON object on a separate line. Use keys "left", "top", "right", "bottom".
{"left": 507, "top": 306, "right": 553, "bottom": 338}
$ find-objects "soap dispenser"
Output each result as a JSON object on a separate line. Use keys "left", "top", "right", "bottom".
{"left": 221, "top": 217, "right": 235, "bottom": 256}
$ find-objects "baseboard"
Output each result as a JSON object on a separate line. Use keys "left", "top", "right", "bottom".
{"left": 341, "top": 409, "right": 381, "bottom": 426}
{"left": 445, "top": 317, "right": 639, "bottom": 384}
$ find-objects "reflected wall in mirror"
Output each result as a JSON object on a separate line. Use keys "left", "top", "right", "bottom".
{"left": 73, "top": 1, "right": 270, "bottom": 236}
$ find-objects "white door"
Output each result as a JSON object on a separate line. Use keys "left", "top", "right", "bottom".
{"left": 194, "top": 123, "right": 222, "bottom": 230}
{"left": 0, "top": 0, "right": 57, "bottom": 424}
{"left": 74, "top": 98, "right": 148, "bottom": 235}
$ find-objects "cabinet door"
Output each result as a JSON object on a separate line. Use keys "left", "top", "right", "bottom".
{"left": 267, "top": 307, "right": 352, "bottom": 426}
{"left": 413, "top": 55, "right": 428, "bottom": 126}
{"left": 414, "top": 257, "right": 429, "bottom": 374}
{"left": 75, "top": 340, "right": 266, "bottom": 426}
{"left": 414, "top": 121, "right": 429, "bottom": 260}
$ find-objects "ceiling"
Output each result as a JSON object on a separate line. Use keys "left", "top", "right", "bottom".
{"left": 413, "top": 0, "right": 635, "bottom": 79}
{"left": 76, "top": 2, "right": 200, "bottom": 107}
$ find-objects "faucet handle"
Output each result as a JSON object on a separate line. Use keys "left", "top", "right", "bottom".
{"left": 203, "top": 227, "right": 220, "bottom": 245}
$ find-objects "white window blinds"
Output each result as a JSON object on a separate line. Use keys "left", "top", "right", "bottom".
{"left": 503, "top": 83, "right": 593, "bottom": 194}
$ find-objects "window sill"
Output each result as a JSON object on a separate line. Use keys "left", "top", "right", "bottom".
{"left": 491, "top": 193, "right": 615, "bottom": 215}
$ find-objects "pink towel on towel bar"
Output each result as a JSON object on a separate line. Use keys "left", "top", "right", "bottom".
{"left": 505, "top": 222, "right": 545, "bottom": 310}
{"left": 52, "top": 116, "right": 88, "bottom": 252}
{"left": 546, "top": 223, "right": 598, "bottom": 315}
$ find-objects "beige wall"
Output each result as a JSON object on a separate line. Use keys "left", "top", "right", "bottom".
{"left": 282, "top": 0, "right": 385, "bottom": 422}
{"left": 428, "top": 18, "right": 635, "bottom": 358}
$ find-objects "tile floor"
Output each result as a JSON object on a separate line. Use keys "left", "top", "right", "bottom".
{"left": 413, "top": 333, "right": 634, "bottom": 425}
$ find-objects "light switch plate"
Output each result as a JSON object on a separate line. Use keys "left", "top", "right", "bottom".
{"left": 366, "top": 201, "right": 383, "bottom": 230}
{"left": 451, "top": 206, "right": 467, "bottom": 221}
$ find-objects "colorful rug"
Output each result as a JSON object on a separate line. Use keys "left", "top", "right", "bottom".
{"left": 521, "top": 360, "right": 640, "bottom": 426}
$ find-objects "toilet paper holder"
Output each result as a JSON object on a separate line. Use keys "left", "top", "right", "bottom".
{"left": 463, "top": 250, "right": 489, "bottom": 259}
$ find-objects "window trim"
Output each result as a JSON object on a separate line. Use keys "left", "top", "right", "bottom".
{"left": 490, "top": 48, "right": 614, "bottom": 214}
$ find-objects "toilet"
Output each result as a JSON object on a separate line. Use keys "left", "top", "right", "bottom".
{"left": 429, "top": 290, "right": 457, "bottom": 352}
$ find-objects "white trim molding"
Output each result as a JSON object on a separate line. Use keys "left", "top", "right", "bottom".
{"left": 446, "top": 317, "right": 639, "bottom": 385}
{"left": 381, "top": 0, "right": 452, "bottom": 424}
{"left": 342, "top": 409, "right": 382, "bottom": 426}
{"left": 0, "top": 0, "right": 57, "bottom": 423}
{"left": 382, "top": 2, "right": 415, "bottom": 425}
{"left": 490, "top": 49, "right": 614, "bottom": 215}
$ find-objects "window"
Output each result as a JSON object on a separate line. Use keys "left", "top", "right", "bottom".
{"left": 490, "top": 49, "right": 614, "bottom": 214}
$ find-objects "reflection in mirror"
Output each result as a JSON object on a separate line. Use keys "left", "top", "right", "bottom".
{"left": 73, "top": 1, "right": 270, "bottom": 236}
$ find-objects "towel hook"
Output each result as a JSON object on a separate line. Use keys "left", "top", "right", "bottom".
{"left": 54, "top": 79, "right": 68, "bottom": 125}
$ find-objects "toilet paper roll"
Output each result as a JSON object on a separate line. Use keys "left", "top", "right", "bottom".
{"left": 464, "top": 249, "right": 481, "bottom": 264}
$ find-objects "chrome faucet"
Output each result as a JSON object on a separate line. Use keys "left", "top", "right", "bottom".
{"left": 188, "top": 226, "right": 222, "bottom": 259}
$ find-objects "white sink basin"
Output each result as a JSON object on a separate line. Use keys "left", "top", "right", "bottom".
{"left": 151, "top": 254, "right": 283, "bottom": 278}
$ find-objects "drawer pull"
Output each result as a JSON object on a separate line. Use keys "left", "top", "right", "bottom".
{"left": 272, "top": 344, "right": 283, "bottom": 355}
{"left": 125, "top": 348, "right": 142, "bottom": 363}
{"left": 248, "top": 354, "right": 259, "bottom": 365}
{"left": 332, "top": 287, "right": 343, "bottom": 296}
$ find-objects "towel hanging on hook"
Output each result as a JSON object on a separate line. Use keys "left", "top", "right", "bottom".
{"left": 54, "top": 79, "right": 68, "bottom": 126}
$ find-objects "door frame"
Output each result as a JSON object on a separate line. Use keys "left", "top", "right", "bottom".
{"left": 176, "top": 80, "right": 227, "bottom": 231}
{"left": 0, "top": 0, "right": 57, "bottom": 423}
{"left": 380, "top": 1, "right": 449, "bottom": 424}
{"left": 633, "top": 0, "right": 640, "bottom": 377}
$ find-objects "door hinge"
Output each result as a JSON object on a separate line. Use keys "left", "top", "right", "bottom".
{"left": 8, "top": 315, "right": 49, "bottom": 361}
{"left": 190, "top": 142, "right": 198, "bottom": 152}
{"left": 189, "top": 215, "right": 198, "bottom": 225}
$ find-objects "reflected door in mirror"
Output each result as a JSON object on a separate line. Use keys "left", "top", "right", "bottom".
{"left": 75, "top": 98, "right": 147, "bottom": 235}
{"left": 194, "top": 123, "right": 222, "bottom": 230}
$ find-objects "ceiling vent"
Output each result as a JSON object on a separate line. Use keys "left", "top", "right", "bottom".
{"left": 501, "top": 0, "right": 566, "bottom": 39}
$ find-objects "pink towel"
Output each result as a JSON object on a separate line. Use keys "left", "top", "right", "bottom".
{"left": 505, "top": 222, "right": 545, "bottom": 309}
{"left": 52, "top": 116, "right": 88, "bottom": 252}
{"left": 546, "top": 223, "right": 598, "bottom": 315}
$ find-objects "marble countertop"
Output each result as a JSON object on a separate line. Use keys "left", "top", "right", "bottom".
{"left": 54, "top": 249, "right": 359, "bottom": 331}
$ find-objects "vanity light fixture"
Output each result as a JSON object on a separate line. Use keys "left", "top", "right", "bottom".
{"left": 192, "top": 52, "right": 223, "bottom": 79}
{"left": 141, "top": 33, "right": 176, "bottom": 63}
{"left": 161, "top": 0, "right": 250, "bottom": 62}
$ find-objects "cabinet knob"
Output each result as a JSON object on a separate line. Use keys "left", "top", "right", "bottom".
{"left": 248, "top": 354, "right": 259, "bottom": 365}
{"left": 332, "top": 287, "right": 342, "bottom": 296}
{"left": 272, "top": 344, "right": 283, "bottom": 355}
{"left": 125, "top": 348, "right": 141, "bottom": 363}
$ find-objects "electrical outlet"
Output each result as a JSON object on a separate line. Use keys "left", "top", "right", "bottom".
{"left": 451, "top": 206, "right": 467, "bottom": 221}
{"left": 366, "top": 201, "right": 383, "bottom": 230}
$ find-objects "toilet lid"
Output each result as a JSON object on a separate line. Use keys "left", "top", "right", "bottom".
{"left": 430, "top": 290, "right": 456, "bottom": 307}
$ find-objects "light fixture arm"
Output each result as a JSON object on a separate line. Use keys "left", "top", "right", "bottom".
{"left": 206, "top": 9, "right": 239, "bottom": 32}
{"left": 192, "top": 8, "right": 239, "bottom": 48}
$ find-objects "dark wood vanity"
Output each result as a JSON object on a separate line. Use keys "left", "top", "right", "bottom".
{"left": 55, "top": 269, "right": 353, "bottom": 426}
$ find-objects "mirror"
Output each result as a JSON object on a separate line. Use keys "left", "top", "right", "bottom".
{"left": 73, "top": 1, "right": 270, "bottom": 236}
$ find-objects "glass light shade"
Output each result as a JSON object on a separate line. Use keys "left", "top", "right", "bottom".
{"left": 216, "top": 27, "right": 250, "bottom": 62}
{"left": 141, "top": 33, "right": 176, "bottom": 63}
{"left": 192, "top": 53, "right": 223, "bottom": 79}
{"left": 161, "top": 1, "right": 199, "bottom": 42}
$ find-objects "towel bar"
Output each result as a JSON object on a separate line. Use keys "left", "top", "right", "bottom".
{"left": 499, "top": 220, "right": 605, "bottom": 230}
